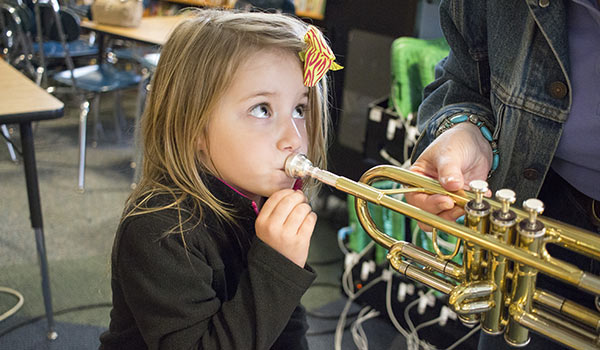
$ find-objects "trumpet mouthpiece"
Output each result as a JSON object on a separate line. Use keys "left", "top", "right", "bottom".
{"left": 284, "top": 152, "right": 339, "bottom": 186}
{"left": 284, "top": 153, "right": 313, "bottom": 179}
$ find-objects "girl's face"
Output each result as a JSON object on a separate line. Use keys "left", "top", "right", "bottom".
{"left": 200, "top": 48, "right": 310, "bottom": 204}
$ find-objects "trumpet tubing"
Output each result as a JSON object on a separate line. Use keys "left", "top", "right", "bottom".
{"left": 285, "top": 153, "right": 600, "bottom": 350}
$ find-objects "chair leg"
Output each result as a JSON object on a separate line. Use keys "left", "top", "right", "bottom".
{"left": 1, "top": 124, "right": 18, "bottom": 163}
{"left": 77, "top": 100, "right": 90, "bottom": 193}
{"left": 91, "top": 94, "right": 103, "bottom": 147}
{"left": 113, "top": 90, "right": 124, "bottom": 143}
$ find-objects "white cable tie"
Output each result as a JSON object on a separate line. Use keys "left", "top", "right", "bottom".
{"left": 439, "top": 305, "right": 456, "bottom": 327}
{"left": 397, "top": 282, "right": 407, "bottom": 302}
{"left": 417, "top": 291, "right": 436, "bottom": 315}
{"left": 381, "top": 268, "right": 393, "bottom": 282}
{"left": 360, "top": 261, "right": 371, "bottom": 281}
{"left": 345, "top": 252, "right": 359, "bottom": 270}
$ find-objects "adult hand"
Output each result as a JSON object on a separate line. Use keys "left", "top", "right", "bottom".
{"left": 406, "top": 122, "right": 492, "bottom": 231}
{"left": 255, "top": 189, "right": 317, "bottom": 268}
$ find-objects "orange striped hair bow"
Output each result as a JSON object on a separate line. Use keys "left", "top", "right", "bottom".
{"left": 299, "top": 25, "right": 343, "bottom": 87}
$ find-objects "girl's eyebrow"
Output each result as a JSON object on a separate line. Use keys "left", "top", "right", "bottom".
{"left": 239, "top": 90, "right": 309, "bottom": 102}
{"left": 241, "top": 91, "right": 277, "bottom": 100}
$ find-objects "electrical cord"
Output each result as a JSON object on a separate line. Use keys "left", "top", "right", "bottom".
{"left": 334, "top": 275, "right": 384, "bottom": 350}
{"left": 351, "top": 306, "right": 380, "bottom": 350}
{"left": 445, "top": 325, "right": 480, "bottom": 350}
{"left": 0, "top": 302, "right": 112, "bottom": 338}
{"left": 0, "top": 287, "right": 24, "bottom": 322}
{"left": 337, "top": 226, "right": 352, "bottom": 256}
{"left": 404, "top": 290, "right": 435, "bottom": 350}
{"left": 341, "top": 241, "right": 376, "bottom": 298}
{"left": 384, "top": 267, "right": 413, "bottom": 343}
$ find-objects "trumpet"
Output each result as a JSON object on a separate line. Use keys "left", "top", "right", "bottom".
{"left": 285, "top": 153, "right": 600, "bottom": 350}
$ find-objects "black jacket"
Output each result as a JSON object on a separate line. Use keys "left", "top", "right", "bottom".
{"left": 99, "top": 176, "right": 316, "bottom": 349}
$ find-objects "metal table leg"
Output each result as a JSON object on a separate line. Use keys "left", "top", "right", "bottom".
{"left": 19, "top": 121, "right": 57, "bottom": 340}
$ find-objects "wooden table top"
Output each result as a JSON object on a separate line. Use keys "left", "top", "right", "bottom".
{"left": 81, "top": 15, "right": 188, "bottom": 46}
{"left": 0, "top": 60, "right": 64, "bottom": 124}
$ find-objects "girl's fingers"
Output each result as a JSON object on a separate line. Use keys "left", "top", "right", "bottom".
{"left": 267, "top": 191, "right": 306, "bottom": 222}
{"left": 258, "top": 189, "right": 295, "bottom": 218}
{"left": 282, "top": 202, "right": 313, "bottom": 234}
{"left": 297, "top": 211, "right": 317, "bottom": 240}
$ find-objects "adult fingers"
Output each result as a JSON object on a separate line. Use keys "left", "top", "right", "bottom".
{"left": 406, "top": 192, "right": 455, "bottom": 214}
{"left": 416, "top": 206, "right": 465, "bottom": 232}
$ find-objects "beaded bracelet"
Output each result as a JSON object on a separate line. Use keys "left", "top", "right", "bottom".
{"left": 435, "top": 114, "right": 499, "bottom": 173}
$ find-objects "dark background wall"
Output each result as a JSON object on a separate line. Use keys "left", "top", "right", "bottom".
{"left": 315, "top": 0, "right": 420, "bottom": 183}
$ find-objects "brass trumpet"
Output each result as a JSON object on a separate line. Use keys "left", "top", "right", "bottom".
{"left": 285, "top": 153, "right": 600, "bottom": 350}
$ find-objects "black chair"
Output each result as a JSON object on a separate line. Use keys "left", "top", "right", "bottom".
{"left": 32, "top": 0, "right": 98, "bottom": 86}
{"left": 0, "top": 0, "right": 36, "bottom": 76}
{"left": 36, "top": 0, "right": 141, "bottom": 192}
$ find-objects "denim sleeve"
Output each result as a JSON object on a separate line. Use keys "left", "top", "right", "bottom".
{"left": 412, "top": 0, "right": 496, "bottom": 161}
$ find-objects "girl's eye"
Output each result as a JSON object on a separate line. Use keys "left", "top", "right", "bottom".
{"left": 292, "top": 105, "right": 306, "bottom": 119}
{"left": 249, "top": 104, "right": 271, "bottom": 119}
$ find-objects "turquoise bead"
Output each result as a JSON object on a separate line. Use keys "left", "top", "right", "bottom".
{"left": 492, "top": 154, "right": 499, "bottom": 171}
{"left": 480, "top": 126, "right": 493, "bottom": 141}
{"left": 450, "top": 114, "right": 469, "bottom": 124}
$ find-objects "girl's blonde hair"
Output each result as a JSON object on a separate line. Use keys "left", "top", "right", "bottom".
{"left": 126, "top": 8, "right": 332, "bottom": 227}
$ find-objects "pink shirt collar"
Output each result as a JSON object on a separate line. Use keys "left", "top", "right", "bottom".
{"left": 215, "top": 178, "right": 304, "bottom": 216}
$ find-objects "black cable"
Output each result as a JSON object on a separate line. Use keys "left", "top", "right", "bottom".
{"left": 306, "top": 319, "right": 353, "bottom": 336}
{"left": 0, "top": 302, "right": 112, "bottom": 338}
{"left": 306, "top": 282, "right": 360, "bottom": 320}
{"left": 310, "top": 282, "right": 340, "bottom": 289}
{"left": 307, "top": 256, "right": 344, "bottom": 266}
{"left": 307, "top": 308, "right": 360, "bottom": 320}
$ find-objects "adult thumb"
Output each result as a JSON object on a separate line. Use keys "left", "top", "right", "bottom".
{"left": 437, "top": 163, "right": 464, "bottom": 192}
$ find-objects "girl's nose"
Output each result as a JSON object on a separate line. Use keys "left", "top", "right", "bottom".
{"left": 277, "top": 115, "right": 303, "bottom": 152}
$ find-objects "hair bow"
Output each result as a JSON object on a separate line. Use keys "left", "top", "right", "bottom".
{"left": 299, "top": 25, "right": 343, "bottom": 87}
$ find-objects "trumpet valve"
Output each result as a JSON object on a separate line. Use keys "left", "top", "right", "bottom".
{"left": 469, "top": 180, "right": 489, "bottom": 210}
{"left": 496, "top": 189, "right": 517, "bottom": 218}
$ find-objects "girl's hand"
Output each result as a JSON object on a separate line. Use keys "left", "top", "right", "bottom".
{"left": 406, "top": 122, "right": 492, "bottom": 231}
{"left": 255, "top": 189, "right": 317, "bottom": 268}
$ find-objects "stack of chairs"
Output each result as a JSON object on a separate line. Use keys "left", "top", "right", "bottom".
{"left": 0, "top": 0, "right": 142, "bottom": 192}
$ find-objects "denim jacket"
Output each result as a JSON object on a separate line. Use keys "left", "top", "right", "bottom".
{"left": 413, "top": 0, "right": 571, "bottom": 203}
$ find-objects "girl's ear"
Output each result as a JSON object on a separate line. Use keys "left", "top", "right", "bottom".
{"left": 197, "top": 137, "right": 207, "bottom": 152}
{"left": 196, "top": 130, "right": 209, "bottom": 152}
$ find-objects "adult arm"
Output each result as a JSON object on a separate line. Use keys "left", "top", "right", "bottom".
{"left": 408, "top": 0, "right": 497, "bottom": 225}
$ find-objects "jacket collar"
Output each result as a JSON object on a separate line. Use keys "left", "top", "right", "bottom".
{"left": 202, "top": 173, "right": 260, "bottom": 217}
{"left": 525, "top": 0, "right": 570, "bottom": 79}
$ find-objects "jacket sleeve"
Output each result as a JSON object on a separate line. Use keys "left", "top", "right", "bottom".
{"left": 413, "top": 0, "right": 496, "bottom": 160}
{"left": 270, "top": 303, "right": 310, "bottom": 350}
{"left": 114, "top": 214, "right": 316, "bottom": 350}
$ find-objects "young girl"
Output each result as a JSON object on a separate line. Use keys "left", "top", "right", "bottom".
{"left": 99, "top": 8, "right": 341, "bottom": 350}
